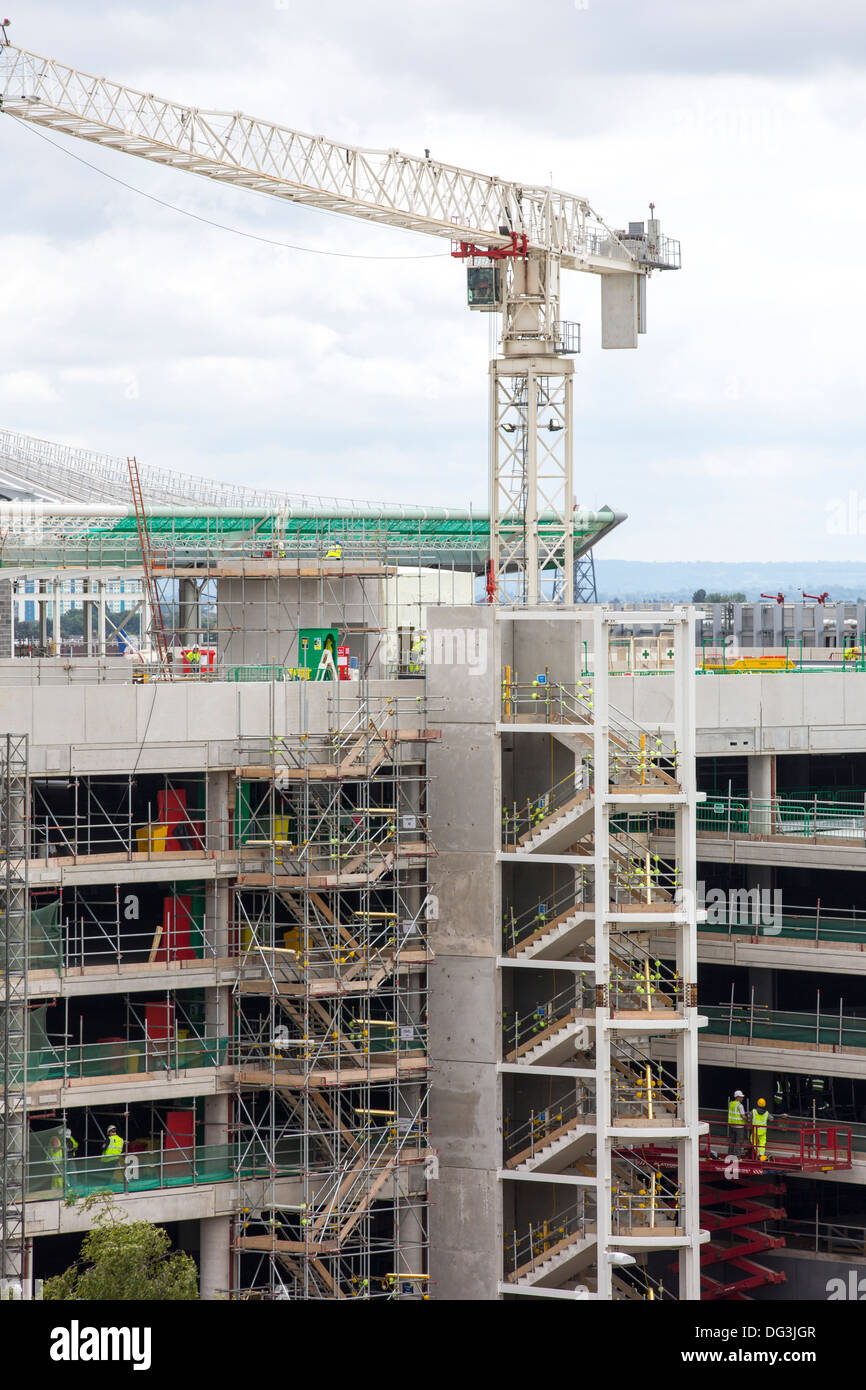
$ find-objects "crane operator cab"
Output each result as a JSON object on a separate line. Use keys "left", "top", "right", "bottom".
{"left": 467, "top": 264, "right": 502, "bottom": 310}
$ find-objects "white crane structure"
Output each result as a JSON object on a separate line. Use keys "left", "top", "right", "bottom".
{"left": 0, "top": 39, "right": 680, "bottom": 604}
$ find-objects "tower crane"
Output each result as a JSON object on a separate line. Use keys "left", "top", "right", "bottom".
{"left": 0, "top": 35, "right": 680, "bottom": 605}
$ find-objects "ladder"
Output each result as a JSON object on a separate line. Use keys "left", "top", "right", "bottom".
{"left": 128, "top": 456, "right": 173, "bottom": 677}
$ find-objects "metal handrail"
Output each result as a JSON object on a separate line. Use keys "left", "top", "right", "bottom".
{"left": 504, "top": 1195, "right": 595, "bottom": 1278}
{"left": 502, "top": 981, "right": 593, "bottom": 1055}
{"left": 501, "top": 766, "right": 592, "bottom": 848}
{"left": 504, "top": 1091, "right": 594, "bottom": 1161}
{"left": 502, "top": 877, "right": 591, "bottom": 952}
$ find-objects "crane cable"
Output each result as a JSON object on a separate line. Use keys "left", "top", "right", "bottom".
{"left": 6, "top": 113, "right": 451, "bottom": 261}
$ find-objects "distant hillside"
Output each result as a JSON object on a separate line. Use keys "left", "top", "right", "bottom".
{"left": 595, "top": 561, "right": 866, "bottom": 603}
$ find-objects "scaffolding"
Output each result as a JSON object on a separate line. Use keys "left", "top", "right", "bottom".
{"left": 0, "top": 733, "right": 29, "bottom": 1294}
{"left": 231, "top": 693, "right": 436, "bottom": 1298}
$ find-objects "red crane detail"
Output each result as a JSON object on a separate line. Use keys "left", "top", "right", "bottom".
{"left": 451, "top": 231, "right": 528, "bottom": 261}
{"left": 760, "top": 592, "right": 785, "bottom": 605}
{"left": 802, "top": 591, "right": 829, "bottom": 604}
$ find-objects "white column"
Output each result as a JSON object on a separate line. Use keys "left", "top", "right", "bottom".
{"left": 592, "top": 607, "right": 612, "bottom": 1299}
{"left": 674, "top": 607, "right": 702, "bottom": 1300}
{"left": 199, "top": 1214, "right": 231, "bottom": 1301}
{"left": 52, "top": 580, "right": 62, "bottom": 657}
{"left": 97, "top": 582, "right": 107, "bottom": 658}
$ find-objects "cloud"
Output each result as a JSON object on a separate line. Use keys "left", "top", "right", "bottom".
{"left": 0, "top": 1, "right": 865, "bottom": 561}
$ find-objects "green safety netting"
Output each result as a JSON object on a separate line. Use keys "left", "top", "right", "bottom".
{"left": 27, "top": 1124, "right": 67, "bottom": 1199}
{"left": 26, "top": 1028, "right": 230, "bottom": 1084}
{"left": 27, "top": 1004, "right": 64, "bottom": 1082}
{"left": 26, "top": 1137, "right": 304, "bottom": 1203}
{"left": 29, "top": 898, "right": 61, "bottom": 971}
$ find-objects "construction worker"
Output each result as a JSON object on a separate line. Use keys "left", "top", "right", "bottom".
{"left": 408, "top": 633, "right": 425, "bottom": 673}
{"left": 727, "top": 1089, "right": 747, "bottom": 1155}
{"left": 101, "top": 1124, "right": 125, "bottom": 1179}
{"left": 49, "top": 1132, "right": 65, "bottom": 1190}
{"left": 324, "top": 540, "right": 343, "bottom": 560}
{"left": 751, "top": 1098, "right": 773, "bottom": 1163}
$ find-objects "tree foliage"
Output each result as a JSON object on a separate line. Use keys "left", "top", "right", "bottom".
{"left": 43, "top": 1195, "right": 198, "bottom": 1301}
{"left": 692, "top": 589, "right": 746, "bottom": 603}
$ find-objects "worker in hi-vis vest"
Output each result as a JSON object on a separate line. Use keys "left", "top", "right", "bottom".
{"left": 751, "top": 1098, "right": 773, "bottom": 1162}
{"left": 727, "top": 1089, "right": 747, "bottom": 1155}
{"left": 324, "top": 540, "right": 342, "bottom": 560}
{"left": 101, "top": 1124, "right": 125, "bottom": 1176}
{"left": 49, "top": 1133, "right": 64, "bottom": 1190}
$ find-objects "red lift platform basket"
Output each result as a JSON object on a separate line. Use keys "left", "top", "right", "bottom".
{"left": 632, "top": 1117, "right": 853, "bottom": 1300}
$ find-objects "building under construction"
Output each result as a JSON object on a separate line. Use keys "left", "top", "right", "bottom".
{"left": 1, "top": 429, "right": 865, "bottom": 1302}
{"left": 1, "top": 36, "right": 865, "bottom": 1306}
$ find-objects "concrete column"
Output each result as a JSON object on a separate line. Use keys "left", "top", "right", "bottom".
{"left": 209, "top": 771, "right": 232, "bottom": 859}
{"left": 427, "top": 605, "right": 501, "bottom": 1302}
{"left": 748, "top": 754, "right": 775, "bottom": 836}
{"left": 52, "top": 580, "right": 62, "bottom": 656}
{"left": 39, "top": 579, "right": 48, "bottom": 652}
{"left": 199, "top": 1214, "right": 231, "bottom": 1301}
{"left": 83, "top": 578, "right": 93, "bottom": 657}
{"left": 97, "top": 582, "right": 107, "bottom": 658}
{"left": 178, "top": 577, "right": 199, "bottom": 646}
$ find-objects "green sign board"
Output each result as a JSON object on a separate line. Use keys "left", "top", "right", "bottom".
{"left": 297, "top": 627, "right": 339, "bottom": 680}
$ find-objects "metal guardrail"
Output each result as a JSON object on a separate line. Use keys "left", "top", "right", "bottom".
{"left": 768, "top": 1217, "right": 866, "bottom": 1257}
{"left": 701, "top": 899, "right": 866, "bottom": 946}
{"left": 502, "top": 981, "right": 593, "bottom": 1056}
{"left": 653, "top": 792, "right": 866, "bottom": 843}
{"left": 501, "top": 768, "right": 591, "bottom": 848}
{"left": 502, "top": 879, "right": 591, "bottom": 953}
{"left": 703, "top": 1001, "right": 866, "bottom": 1053}
{"left": 503, "top": 1092, "right": 593, "bottom": 1163}
{"left": 504, "top": 1195, "right": 594, "bottom": 1279}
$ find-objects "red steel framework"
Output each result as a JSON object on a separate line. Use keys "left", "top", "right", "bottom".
{"left": 635, "top": 1116, "right": 853, "bottom": 1300}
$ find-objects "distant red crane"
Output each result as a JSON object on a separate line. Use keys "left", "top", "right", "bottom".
{"left": 760, "top": 592, "right": 785, "bottom": 605}
{"left": 802, "top": 591, "right": 829, "bottom": 605}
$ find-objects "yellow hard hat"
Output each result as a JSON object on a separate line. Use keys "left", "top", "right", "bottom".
{"left": 757, "top": 1099, "right": 766, "bottom": 1107}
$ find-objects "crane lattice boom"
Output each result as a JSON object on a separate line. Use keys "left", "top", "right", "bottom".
{"left": 0, "top": 41, "right": 661, "bottom": 271}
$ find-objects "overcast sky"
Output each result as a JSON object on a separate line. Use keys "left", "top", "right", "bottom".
{"left": 2, "top": 1, "right": 865, "bottom": 561}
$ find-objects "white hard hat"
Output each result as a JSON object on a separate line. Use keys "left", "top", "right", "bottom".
{"left": 107, "top": 1125, "right": 117, "bottom": 1134}
{"left": 734, "top": 1090, "right": 744, "bottom": 1097}
{"left": 65, "top": 1128, "right": 73, "bottom": 1139}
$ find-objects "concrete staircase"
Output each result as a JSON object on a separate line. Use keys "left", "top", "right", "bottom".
{"left": 509, "top": 905, "right": 595, "bottom": 961}
{"left": 508, "top": 1231, "right": 597, "bottom": 1289}
{"left": 507, "top": 1119, "right": 595, "bottom": 1175}
{"left": 508, "top": 1013, "right": 591, "bottom": 1067}
{"left": 517, "top": 792, "right": 594, "bottom": 855}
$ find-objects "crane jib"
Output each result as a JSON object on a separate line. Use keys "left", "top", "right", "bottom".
{"left": 0, "top": 41, "right": 669, "bottom": 268}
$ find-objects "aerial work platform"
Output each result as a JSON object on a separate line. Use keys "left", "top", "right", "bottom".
{"left": 635, "top": 1116, "right": 853, "bottom": 1177}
